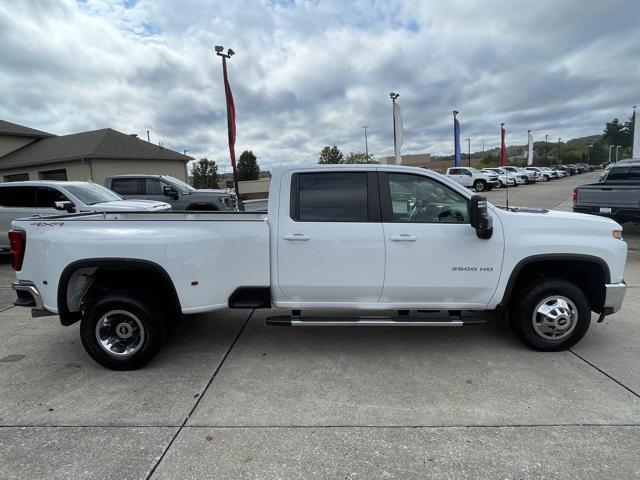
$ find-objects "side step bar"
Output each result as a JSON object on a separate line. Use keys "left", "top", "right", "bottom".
{"left": 265, "top": 315, "right": 486, "bottom": 327}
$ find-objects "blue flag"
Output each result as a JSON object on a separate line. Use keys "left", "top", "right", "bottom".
{"left": 454, "top": 118, "right": 462, "bottom": 167}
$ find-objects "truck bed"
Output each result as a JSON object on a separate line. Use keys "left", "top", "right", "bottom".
{"left": 12, "top": 210, "right": 270, "bottom": 314}
{"left": 574, "top": 182, "right": 640, "bottom": 221}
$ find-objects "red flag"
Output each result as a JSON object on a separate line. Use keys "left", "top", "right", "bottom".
{"left": 222, "top": 59, "right": 237, "bottom": 171}
{"left": 500, "top": 124, "right": 507, "bottom": 166}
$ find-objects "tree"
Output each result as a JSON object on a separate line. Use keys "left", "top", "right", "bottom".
{"left": 318, "top": 145, "right": 343, "bottom": 164}
{"left": 237, "top": 150, "right": 260, "bottom": 181}
{"left": 602, "top": 118, "right": 630, "bottom": 148}
{"left": 343, "top": 152, "right": 378, "bottom": 164}
{"left": 190, "top": 158, "right": 219, "bottom": 189}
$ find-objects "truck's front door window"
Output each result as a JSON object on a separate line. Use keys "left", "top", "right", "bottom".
{"left": 387, "top": 173, "right": 469, "bottom": 223}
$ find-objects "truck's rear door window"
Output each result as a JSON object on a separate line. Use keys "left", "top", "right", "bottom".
{"left": 295, "top": 172, "right": 368, "bottom": 222}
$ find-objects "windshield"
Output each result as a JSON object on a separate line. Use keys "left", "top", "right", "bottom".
{"left": 64, "top": 183, "right": 123, "bottom": 205}
{"left": 164, "top": 176, "right": 196, "bottom": 191}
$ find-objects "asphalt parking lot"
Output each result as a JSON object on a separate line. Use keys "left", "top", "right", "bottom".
{"left": 0, "top": 170, "right": 639, "bottom": 479}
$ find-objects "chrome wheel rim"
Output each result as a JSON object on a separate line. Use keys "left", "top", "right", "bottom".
{"left": 95, "top": 310, "right": 145, "bottom": 357}
{"left": 532, "top": 295, "right": 578, "bottom": 340}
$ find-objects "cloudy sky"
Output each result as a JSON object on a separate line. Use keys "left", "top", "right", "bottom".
{"left": 1, "top": 0, "right": 639, "bottom": 172}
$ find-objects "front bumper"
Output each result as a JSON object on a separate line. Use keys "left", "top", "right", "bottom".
{"left": 603, "top": 282, "right": 626, "bottom": 315}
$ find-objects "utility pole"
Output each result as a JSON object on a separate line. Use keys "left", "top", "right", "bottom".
{"left": 362, "top": 126, "right": 369, "bottom": 158}
{"left": 482, "top": 139, "right": 485, "bottom": 153}
{"left": 147, "top": 130, "right": 150, "bottom": 142}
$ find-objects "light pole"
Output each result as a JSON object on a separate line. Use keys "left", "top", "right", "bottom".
{"left": 545, "top": 134, "right": 548, "bottom": 163}
{"left": 465, "top": 138, "right": 471, "bottom": 167}
{"left": 482, "top": 139, "right": 485, "bottom": 153}
{"left": 390, "top": 93, "right": 400, "bottom": 164}
{"left": 362, "top": 126, "right": 369, "bottom": 158}
{"left": 616, "top": 145, "right": 621, "bottom": 161}
{"left": 214, "top": 45, "right": 241, "bottom": 207}
{"left": 588, "top": 144, "right": 593, "bottom": 164}
{"left": 558, "top": 137, "right": 562, "bottom": 164}
{"left": 608, "top": 144, "right": 614, "bottom": 163}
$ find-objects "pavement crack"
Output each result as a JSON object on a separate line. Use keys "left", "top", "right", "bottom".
{"left": 144, "top": 309, "right": 255, "bottom": 480}
{"left": 569, "top": 349, "right": 640, "bottom": 399}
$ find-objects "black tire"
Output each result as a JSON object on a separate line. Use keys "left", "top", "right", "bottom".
{"left": 510, "top": 278, "right": 591, "bottom": 351}
{"left": 80, "top": 293, "right": 165, "bottom": 370}
{"left": 473, "top": 180, "right": 486, "bottom": 192}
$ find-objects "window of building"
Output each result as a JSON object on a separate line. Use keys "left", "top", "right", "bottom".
{"left": 3, "top": 173, "right": 29, "bottom": 182}
{"left": 293, "top": 172, "right": 369, "bottom": 222}
{"left": 38, "top": 169, "right": 68, "bottom": 181}
{"left": 0, "top": 186, "right": 37, "bottom": 207}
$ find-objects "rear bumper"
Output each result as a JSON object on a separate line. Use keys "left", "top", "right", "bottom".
{"left": 603, "top": 281, "right": 626, "bottom": 315}
{"left": 573, "top": 206, "right": 640, "bottom": 220}
{"left": 11, "top": 281, "right": 44, "bottom": 310}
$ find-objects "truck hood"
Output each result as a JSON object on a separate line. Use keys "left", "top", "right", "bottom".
{"left": 84, "top": 200, "right": 172, "bottom": 211}
{"left": 494, "top": 205, "right": 622, "bottom": 229}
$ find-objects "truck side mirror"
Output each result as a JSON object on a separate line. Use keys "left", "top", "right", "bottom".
{"left": 54, "top": 201, "right": 75, "bottom": 213}
{"left": 163, "top": 186, "right": 179, "bottom": 199}
{"left": 469, "top": 195, "right": 493, "bottom": 239}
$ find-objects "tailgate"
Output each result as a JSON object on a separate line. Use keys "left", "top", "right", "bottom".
{"left": 577, "top": 186, "right": 640, "bottom": 208}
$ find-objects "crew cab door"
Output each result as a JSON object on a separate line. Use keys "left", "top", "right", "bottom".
{"left": 379, "top": 172, "right": 504, "bottom": 308}
{"left": 276, "top": 170, "right": 385, "bottom": 304}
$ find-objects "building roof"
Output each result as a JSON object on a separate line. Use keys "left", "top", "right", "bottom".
{"left": 0, "top": 128, "right": 192, "bottom": 169}
{"left": 0, "top": 119, "right": 54, "bottom": 138}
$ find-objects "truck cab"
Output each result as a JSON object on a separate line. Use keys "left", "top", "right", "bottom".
{"left": 445, "top": 167, "right": 498, "bottom": 192}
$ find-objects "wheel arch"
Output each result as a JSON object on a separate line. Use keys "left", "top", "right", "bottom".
{"left": 499, "top": 254, "right": 610, "bottom": 314}
{"left": 57, "top": 258, "right": 182, "bottom": 326}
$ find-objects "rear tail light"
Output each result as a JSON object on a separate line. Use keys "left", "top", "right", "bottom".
{"left": 572, "top": 187, "right": 578, "bottom": 204}
{"left": 8, "top": 230, "right": 26, "bottom": 271}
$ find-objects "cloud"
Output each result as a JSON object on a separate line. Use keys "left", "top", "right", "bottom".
{"left": 1, "top": 0, "right": 639, "bottom": 172}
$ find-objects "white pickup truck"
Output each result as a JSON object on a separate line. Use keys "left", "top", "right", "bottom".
{"left": 10, "top": 165, "right": 627, "bottom": 370}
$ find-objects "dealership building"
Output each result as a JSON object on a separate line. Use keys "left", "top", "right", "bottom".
{"left": 0, "top": 119, "right": 192, "bottom": 184}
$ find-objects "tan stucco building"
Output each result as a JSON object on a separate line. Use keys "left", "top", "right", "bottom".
{"left": 0, "top": 120, "right": 192, "bottom": 184}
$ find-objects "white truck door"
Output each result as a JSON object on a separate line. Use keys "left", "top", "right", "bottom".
{"left": 276, "top": 170, "right": 385, "bottom": 304}
{"left": 448, "top": 168, "right": 471, "bottom": 187}
{"left": 378, "top": 171, "right": 504, "bottom": 308}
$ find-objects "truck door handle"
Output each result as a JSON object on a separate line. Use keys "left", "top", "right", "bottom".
{"left": 390, "top": 234, "right": 416, "bottom": 242}
{"left": 284, "top": 233, "right": 310, "bottom": 241}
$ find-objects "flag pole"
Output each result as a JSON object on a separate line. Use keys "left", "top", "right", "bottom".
{"left": 453, "top": 110, "right": 459, "bottom": 168}
{"left": 215, "top": 45, "right": 242, "bottom": 209}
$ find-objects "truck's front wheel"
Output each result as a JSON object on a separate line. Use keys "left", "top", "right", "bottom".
{"left": 473, "top": 180, "right": 486, "bottom": 192}
{"left": 510, "top": 278, "right": 591, "bottom": 351}
{"left": 80, "top": 293, "right": 164, "bottom": 370}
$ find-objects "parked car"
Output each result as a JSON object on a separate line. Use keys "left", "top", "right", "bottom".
{"left": 559, "top": 165, "right": 577, "bottom": 175}
{"left": 525, "top": 167, "right": 552, "bottom": 181}
{"left": 573, "top": 161, "right": 640, "bottom": 223}
{"left": 0, "top": 181, "right": 170, "bottom": 251}
{"left": 481, "top": 168, "right": 515, "bottom": 187}
{"left": 10, "top": 165, "right": 626, "bottom": 369}
{"left": 445, "top": 167, "right": 499, "bottom": 192}
{"left": 483, "top": 167, "right": 525, "bottom": 186}
{"left": 548, "top": 167, "right": 567, "bottom": 178}
{"left": 502, "top": 166, "right": 534, "bottom": 184}
{"left": 105, "top": 174, "right": 240, "bottom": 211}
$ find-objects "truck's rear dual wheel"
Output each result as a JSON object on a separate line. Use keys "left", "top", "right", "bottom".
{"left": 80, "top": 293, "right": 168, "bottom": 370}
{"left": 510, "top": 278, "right": 591, "bottom": 350}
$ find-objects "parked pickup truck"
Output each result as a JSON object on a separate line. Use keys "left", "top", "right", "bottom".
{"left": 105, "top": 174, "right": 240, "bottom": 211}
{"left": 573, "top": 160, "right": 640, "bottom": 223}
{"left": 445, "top": 167, "right": 499, "bottom": 192}
{"left": 10, "top": 165, "right": 627, "bottom": 370}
